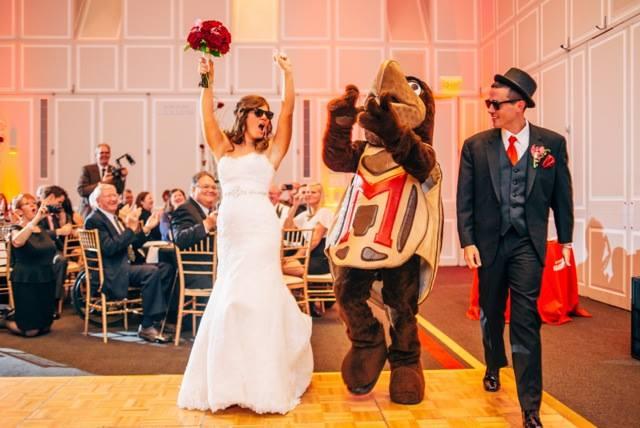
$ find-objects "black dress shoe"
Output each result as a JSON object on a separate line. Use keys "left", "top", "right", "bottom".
{"left": 482, "top": 368, "right": 500, "bottom": 392}
{"left": 522, "top": 410, "right": 543, "bottom": 428}
{"left": 138, "top": 325, "right": 172, "bottom": 343}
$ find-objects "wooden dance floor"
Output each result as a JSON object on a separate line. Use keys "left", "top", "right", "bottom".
{"left": 1, "top": 369, "right": 593, "bottom": 427}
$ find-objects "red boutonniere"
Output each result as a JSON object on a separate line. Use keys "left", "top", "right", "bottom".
{"left": 530, "top": 144, "right": 554, "bottom": 169}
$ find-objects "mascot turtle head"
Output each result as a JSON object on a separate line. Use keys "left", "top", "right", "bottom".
{"left": 360, "top": 60, "right": 435, "bottom": 145}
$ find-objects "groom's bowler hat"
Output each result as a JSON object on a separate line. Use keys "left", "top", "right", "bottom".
{"left": 494, "top": 67, "right": 537, "bottom": 108}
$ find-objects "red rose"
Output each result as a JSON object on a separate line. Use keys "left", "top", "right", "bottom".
{"left": 187, "top": 28, "right": 203, "bottom": 50}
{"left": 542, "top": 154, "right": 555, "bottom": 169}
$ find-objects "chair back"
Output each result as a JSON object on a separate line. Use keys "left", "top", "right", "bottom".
{"left": 281, "top": 228, "right": 313, "bottom": 276}
{"left": 175, "top": 232, "right": 217, "bottom": 288}
{"left": 63, "top": 230, "right": 83, "bottom": 264}
{"left": 77, "top": 229, "right": 104, "bottom": 293}
{"left": 281, "top": 228, "right": 313, "bottom": 313}
{"left": 173, "top": 232, "right": 216, "bottom": 345}
{"left": 0, "top": 227, "right": 14, "bottom": 309}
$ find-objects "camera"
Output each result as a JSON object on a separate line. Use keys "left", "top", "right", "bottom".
{"left": 282, "top": 184, "right": 294, "bottom": 191}
{"left": 112, "top": 153, "right": 136, "bottom": 180}
{"left": 45, "top": 204, "right": 62, "bottom": 214}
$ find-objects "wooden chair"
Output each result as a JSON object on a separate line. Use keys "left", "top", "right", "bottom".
{"left": 174, "top": 232, "right": 216, "bottom": 346}
{"left": 281, "top": 228, "right": 313, "bottom": 314}
{"left": 0, "top": 230, "right": 14, "bottom": 310}
{"left": 58, "top": 231, "right": 83, "bottom": 314}
{"left": 77, "top": 229, "right": 143, "bottom": 343}
{"left": 306, "top": 272, "right": 335, "bottom": 313}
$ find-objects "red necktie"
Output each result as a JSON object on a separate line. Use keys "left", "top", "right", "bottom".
{"left": 507, "top": 135, "right": 518, "bottom": 166}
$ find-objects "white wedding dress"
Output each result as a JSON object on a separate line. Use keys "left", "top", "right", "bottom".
{"left": 177, "top": 152, "right": 313, "bottom": 414}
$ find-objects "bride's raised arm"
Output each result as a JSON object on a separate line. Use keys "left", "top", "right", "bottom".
{"left": 268, "top": 55, "right": 294, "bottom": 169}
{"left": 199, "top": 58, "right": 231, "bottom": 160}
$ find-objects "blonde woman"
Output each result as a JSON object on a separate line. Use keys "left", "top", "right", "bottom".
{"left": 177, "top": 54, "right": 312, "bottom": 415}
{"left": 284, "top": 183, "right": 333, "bottom": 275}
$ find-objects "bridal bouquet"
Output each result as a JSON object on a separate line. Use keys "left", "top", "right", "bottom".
{"left": 184, "top": 19, "right": 232, "bottom": 88}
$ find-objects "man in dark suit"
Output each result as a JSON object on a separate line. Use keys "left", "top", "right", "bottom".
{"left": 77, "top": 143, "right": 128, "bottom": 218}
{"left": 85, "top": 183, "right": 174, "bottom": 342}
{"left": 171, "top": 171, "right": 218, "bottom": 289}
{"left": 456, "top": 68, "right": 573, "bottom": 428}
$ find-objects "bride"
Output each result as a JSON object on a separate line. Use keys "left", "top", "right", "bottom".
{"left": 177, "top": 54, "right": 313, "bottom": 414}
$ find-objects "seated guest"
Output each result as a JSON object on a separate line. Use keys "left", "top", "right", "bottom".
{"left": 159, "top": 188, "right": 186, "bottom": 242}
{"left": 284, "top": 183, "right": 333, "bottom": 275}
{"left": 6, "top": 194, "right": 57, "bottom": 337}
{"left": 85, "top": 183, "right": 174, "bottom": 342}
{"left": 171, "top": 171, "right": 218, "bottom": 289}
{"left": 269, "top": 183, "right": 289, "bottom": 227}
{"left": 161, "top": 189, "right": 171, "bottom": 205}
{"left": 171, "top": 172, "right": 218, "bottom": 249}
{"left": 135, "top": 191, "right": 162, "bottom": 241}
{"left": 118, "top": 188, "right": 134, "bottom": 212}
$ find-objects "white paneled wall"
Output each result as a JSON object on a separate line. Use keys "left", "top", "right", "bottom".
{"left": 3, "top": 0, "right": 638, "bottom": 282}
{"left": 23, "top": 0, "right": 640, "bottom": 273}
{"left": 480, "top": 0, "right": 640, "bottom": 308}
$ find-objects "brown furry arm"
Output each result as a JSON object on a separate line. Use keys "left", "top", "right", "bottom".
{"left": 322, "top": 85, "right": 365, "bottom": 173}
{"left": 323, "top": 125, "right": 366, "bottom": 172}
{"left": 390, "top": 130, "right": 436, "bottom": 183}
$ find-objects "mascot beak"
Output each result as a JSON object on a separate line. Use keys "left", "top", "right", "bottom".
{"left": 371, "top": 60, "right": 426, "bottom": 129}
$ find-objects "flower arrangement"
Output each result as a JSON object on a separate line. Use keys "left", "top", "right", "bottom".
{"left": 530, "top": 144, "right": 555, "bottom": 169}
{"left": 184, "top": 19, "right": 232, "bottom": 88}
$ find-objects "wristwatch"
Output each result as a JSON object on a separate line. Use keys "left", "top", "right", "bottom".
{"left": 562, "top": 243, "right": 573, "bottom": 249}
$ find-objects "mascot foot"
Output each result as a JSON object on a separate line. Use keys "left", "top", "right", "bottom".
{"left": 389, "top": 362, "right": 425, "bottom": 404}
{"left": 342, "top": 342, "right": 387, "bottom": 395}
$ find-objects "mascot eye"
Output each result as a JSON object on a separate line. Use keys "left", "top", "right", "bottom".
{"left": 408, "top": 80, "right": 423, "bottom": 96}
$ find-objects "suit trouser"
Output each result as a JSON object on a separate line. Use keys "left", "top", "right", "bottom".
{"left": 334, "top": 255, "right": 421, "bottom": 368}
{"left": 477, "top": 229, "right": 543, "bottom": 411}
{"left": 129, "top": 262, "right": 174, "bottom": 319}
{"left": 52, "top": 253, "right": 68, "bottom": 300}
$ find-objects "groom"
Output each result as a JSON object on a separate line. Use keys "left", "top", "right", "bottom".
{"left": 456, "top": 68, "right": 574, "bottom": 428}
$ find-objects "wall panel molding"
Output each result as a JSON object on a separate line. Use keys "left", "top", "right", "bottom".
{"left": 76, "top": 45, "right": 119, "bottom": 92}
{"left": 123, "top": 45, "right": 174, "bottom": 92}
{"left": 281, "top": 0, "right": 330, "bottom": 40}
{"left": 0, "top": 44, "right": 16, "bottom": 91}
{"left": 0, "top": 0, "right": 16, "bottom": 39}
{"left": 516, "top": 6, "right": 540, "bottom": 70}
{"left": 20, "top": 0, "right": 71, "bottom": 39}
{"left": 20, "top": 45, "right": 71, "bottom": 92}
{"left": 335, "top": 0, "right": 384, "bottom": 42}
{"left": 124, "top": 0, "right": 174, "bottom": 39}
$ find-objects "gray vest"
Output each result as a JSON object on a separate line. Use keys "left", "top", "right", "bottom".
{"left": 499, "top": 145, "right": 529, "bottom": 236}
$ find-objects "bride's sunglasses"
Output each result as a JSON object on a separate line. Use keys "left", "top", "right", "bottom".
{"left": 250, "top": 108, "right": 274, "bottom": 120}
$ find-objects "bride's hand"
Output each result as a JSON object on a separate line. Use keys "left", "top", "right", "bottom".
{"left": 199, "top": 57, "right": 214, "bottom": 82}
{"left": 274, "top": 54, "right": 292, "bottom": 74}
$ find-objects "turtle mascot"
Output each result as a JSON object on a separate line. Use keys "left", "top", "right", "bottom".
{"left": 322, "top": 60, "right": 444, "bottom": 404}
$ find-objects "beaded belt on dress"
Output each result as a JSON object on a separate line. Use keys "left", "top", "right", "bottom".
{"left": 223, "top": 187, "right": 267, "bottom": 198}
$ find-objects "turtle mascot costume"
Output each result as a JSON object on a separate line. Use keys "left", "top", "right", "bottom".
{"left": 322, "top": 60, "right": 443, "bottom": 404}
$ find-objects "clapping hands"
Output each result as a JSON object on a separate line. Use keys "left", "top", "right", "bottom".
{"left": 124, "top": 206, "right": 142, "bottom": 231}
{"left": 143, "top": 210, "right": 162, "bottom": 235}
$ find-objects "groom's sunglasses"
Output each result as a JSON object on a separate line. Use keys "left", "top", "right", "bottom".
{"left": 250, "top": 108, "right": 274, "bottom": 120}
{"left": 484, "top": 98, "right": 523, "bottom": 110}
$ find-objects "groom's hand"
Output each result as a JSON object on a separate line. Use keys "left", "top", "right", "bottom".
{"left": 463, "top": 245, "right": 482, "bottom": 269}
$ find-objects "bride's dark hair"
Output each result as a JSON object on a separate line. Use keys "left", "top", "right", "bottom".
{"left": 225, "top": 95, "right": 272, "bottom": 152}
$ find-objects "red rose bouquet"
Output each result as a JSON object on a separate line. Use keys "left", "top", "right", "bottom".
{"left": 184, "top": 19, "right": 232, "bottom": 88}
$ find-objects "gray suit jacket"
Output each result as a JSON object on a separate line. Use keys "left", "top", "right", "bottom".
{"left": 77, "top": 163, "right": 125, "bottom": 218}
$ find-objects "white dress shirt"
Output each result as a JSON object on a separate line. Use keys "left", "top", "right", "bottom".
{"left": 501, "top": 120, "right": 530, "bottom": 162}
